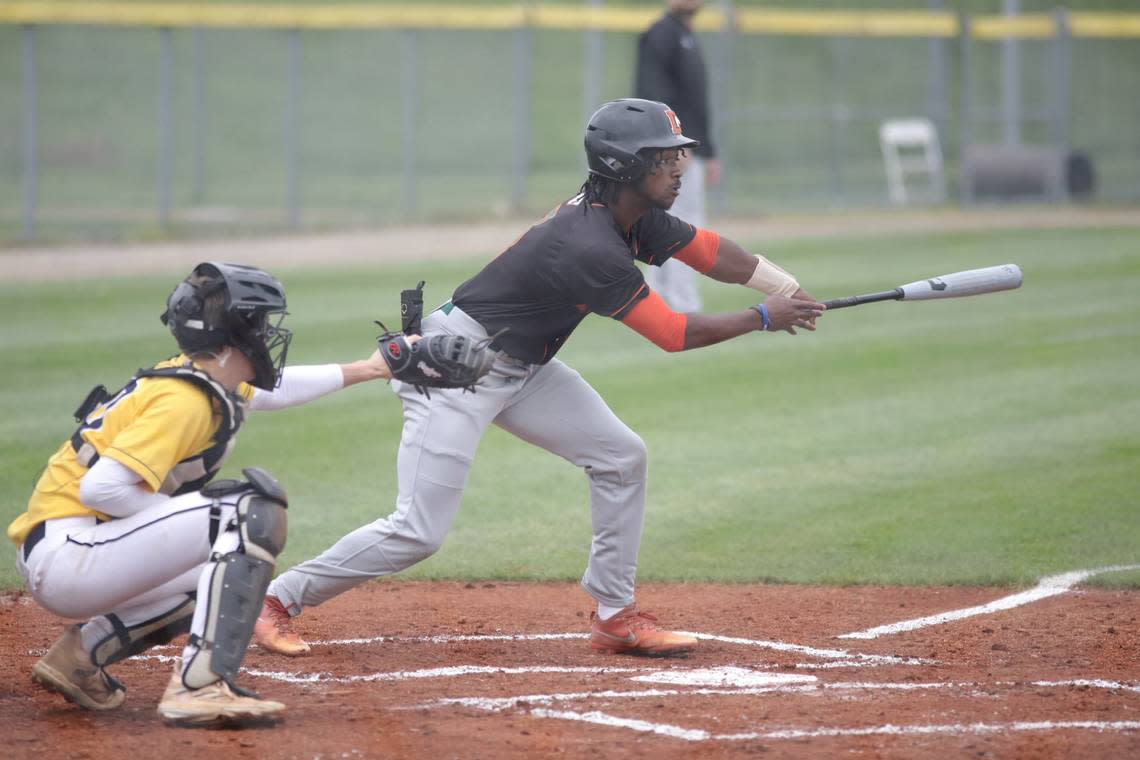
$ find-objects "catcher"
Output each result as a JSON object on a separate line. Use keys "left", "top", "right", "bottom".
{"left": 7, "top": 262, "right": 492, "bottom": 726}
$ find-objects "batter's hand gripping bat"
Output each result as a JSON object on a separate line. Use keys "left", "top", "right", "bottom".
{"left": 822, "top": 264, "right": 1023, "bottom": 310}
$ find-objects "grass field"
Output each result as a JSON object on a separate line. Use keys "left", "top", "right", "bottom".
{"left": 2, "top": 223, "right": 1138, "bottom": 590}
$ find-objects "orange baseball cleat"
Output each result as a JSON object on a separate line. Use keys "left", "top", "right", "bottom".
{"left": 252, "top": 596, "right": 311, "bottom": 656}
{"left": 589, "top": 604, "right": 697, "bottom": 656}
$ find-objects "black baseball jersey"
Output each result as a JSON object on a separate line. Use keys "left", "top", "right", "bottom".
{"left": 452, "top": 197, "right": 697, "bottom": 364}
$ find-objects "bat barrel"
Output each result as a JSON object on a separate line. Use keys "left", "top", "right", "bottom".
{"left": 899, "top": 264, "right": 1023, "bottom": 301}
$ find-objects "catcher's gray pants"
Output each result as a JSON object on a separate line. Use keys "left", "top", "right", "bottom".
{"left": 269, "top": 305, "right": 648, "bottom": 612}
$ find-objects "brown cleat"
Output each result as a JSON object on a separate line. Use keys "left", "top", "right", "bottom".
{"left": 253, "top": 595, "right": 311, "bottom": 656}
{"left": 32, "top": 624, "right": 126, "bottom": 711}
{"left": 590, "top": 605, "right": 698, "bottom": 657}
{"left": 158, "top": 659, "right": 284, "bottom": 727}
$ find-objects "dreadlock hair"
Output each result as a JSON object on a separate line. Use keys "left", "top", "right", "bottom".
{"left": 579, "top": 173, "right": 623, "bottom": 210}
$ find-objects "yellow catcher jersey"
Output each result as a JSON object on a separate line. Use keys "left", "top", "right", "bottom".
{"left": 7, "top": 356, "right": 254, "bottom": 545}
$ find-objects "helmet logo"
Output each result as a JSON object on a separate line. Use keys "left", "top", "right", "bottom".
{"left": 665, "top": 109, "right": 682, "bottom": 135}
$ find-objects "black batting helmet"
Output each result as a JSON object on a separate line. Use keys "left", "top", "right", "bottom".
{"left": 584, "top": 99, "right": 699, "bottom": 182}
{"left": 161, "top": 262, "right": 292, "bottom": 390}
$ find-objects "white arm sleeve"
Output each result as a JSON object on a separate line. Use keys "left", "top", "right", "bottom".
{"left": 248, "top": 364, "right": 345, "bottom": 411}
{"left": 79, "top": 457, "right": 169, "bottom": 518}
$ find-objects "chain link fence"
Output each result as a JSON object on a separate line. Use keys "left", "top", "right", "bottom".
{"left": 1, "top": 3, "right": 1138, "bottom": 241}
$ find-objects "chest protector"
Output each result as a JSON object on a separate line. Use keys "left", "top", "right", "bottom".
{"left": 71, "top": 364, "right": 247, "bottom": 497}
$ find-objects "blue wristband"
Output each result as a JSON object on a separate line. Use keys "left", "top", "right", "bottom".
{"left": 751, "top": 303, "right": 770, "bottom": 331}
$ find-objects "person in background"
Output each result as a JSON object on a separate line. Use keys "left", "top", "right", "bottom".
{"left": 635, "top": 0, "right": 722, "bottom": 313}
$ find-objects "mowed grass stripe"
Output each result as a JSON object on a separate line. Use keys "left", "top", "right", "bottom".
{"left": 1, "top": 225, "right": 1137, "bottom": 588}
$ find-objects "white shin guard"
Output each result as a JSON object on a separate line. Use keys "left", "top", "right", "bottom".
{"left": 181, "top": 468, "right": 288, "bottom": 690}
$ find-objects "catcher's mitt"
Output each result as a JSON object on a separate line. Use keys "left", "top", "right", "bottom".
{"left": 376, "top": 323, "right": 498, "bottom": 397}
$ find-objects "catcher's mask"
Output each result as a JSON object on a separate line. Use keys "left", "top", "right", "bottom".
{"left": 584, "top": 98, "right": 699, "bottom": 183}
{"left": 161, "top": 262, "right": 292, "bottom": 390}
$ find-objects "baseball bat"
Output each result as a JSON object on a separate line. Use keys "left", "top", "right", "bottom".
{"left": 822, "top": 264, "right": 1023, "bottom": 310}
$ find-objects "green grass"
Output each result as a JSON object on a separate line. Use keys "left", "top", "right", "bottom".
{"left": 2, "top": 224, "right": 1139, "bottom": 589}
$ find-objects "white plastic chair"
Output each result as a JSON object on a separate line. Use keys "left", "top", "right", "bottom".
{"left": 879, "top": 118, "right": 946, "bottom": 205}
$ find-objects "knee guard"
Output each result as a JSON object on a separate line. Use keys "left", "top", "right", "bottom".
{"left": 183, "top": 467, "right": 288, "bottom": 689}
{"left": 90, "top": 595, "right": 196, "bottom": 668}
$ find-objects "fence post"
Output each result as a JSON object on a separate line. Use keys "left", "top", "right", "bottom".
{"left": 401, "top": 29, "right": 419, "bottom": 219}
{"left": 285, "top": 28, "right": 301, "bottom": 228}
{"left": 958, "top": 10, "right": 973, "bottom": 205}
{"left": 710, "top": 0, "right": 734, "bottom": 214}
{"left": 21, "top": 25, "right": 38, "bottom": 240}
{"left": 1050, "top": 9, "right": 1071, "bottom": 153}
{"left": 512, "top": 16, "right": 533, "bottom": 212}
{"left": 1001, "top": 0, "right": 1021, "bottom": 146}
{"left": 583, "top": 0, "right": 603, "bottom": 133}
{"left": 1049, "top": 9, "right": 1071, "bottom": 202}
{"left": 192, "top": 28, "right": 207, "bottom": 204}
{"left": 158, "top": 27, "right": 173, "bottom": 230}
{"left": 828, "top": 35, "right": 850, "bottom": 205}
{"left": 927, "top": 0, "right": 949, "bottom": 151}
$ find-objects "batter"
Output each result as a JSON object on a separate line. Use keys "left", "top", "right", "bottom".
{"left": 257, "top": 99, "right": 825, "bottom": 657}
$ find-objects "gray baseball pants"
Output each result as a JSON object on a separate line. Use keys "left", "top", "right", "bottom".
{"left": 268, "top": 305, "right": 648, "bottom": 613}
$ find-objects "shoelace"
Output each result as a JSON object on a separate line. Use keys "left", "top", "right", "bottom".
{"left": 605, "top": 607, "right": 661, "bottom": 630}
{"left": 263, "top": 602, "right": 294, "bottom": 633}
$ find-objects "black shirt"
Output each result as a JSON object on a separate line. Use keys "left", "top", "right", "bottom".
{"left": 635, "top": 12, "right": 716, "bottom": 159}
{"left": 452, "top": 196, "right": 696, "bottom": 364}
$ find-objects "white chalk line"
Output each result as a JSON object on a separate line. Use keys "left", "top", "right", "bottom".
{"left": 130, "top": 651, "right": 1140, "bottom": 742}
{"left": 524, "top": 711, "right": 1140, "bottom": 743}
{"left": 420, "top": 681, "right": 956, "bottom": 712}
{"left": 680, "top": 631, "right": 933, "bottom": 665}
{"left": 305, "top": 630, "right": 930, "bottom": 667}
{"left": 417, "top": 677, "right": 1140, "bottom": 712}
{"left": 320, "top": 632, "right": 584, "bottom": 646}
{"left": 128, "top": 652, "right": 1140, "bottom": 702}
{"left": 723, "top": 720, "right": 1140, "bottom": 741}
{"left": 139, "top": 628, "right": 921, "bottom": 670}
{"left": 631, "top": 667, "right": 816, "bottom": 687}
{"left": 839, "top": 564, "right": 1140, "bottom": 640}
{"left": 130, "top": 655, "right": 647, "bottom": 683}
{"left": 243, "top": 665, "right": 644, "bottom": 685}
{"left": 1034, "top": 679, "right": 1140, "bottom": 695}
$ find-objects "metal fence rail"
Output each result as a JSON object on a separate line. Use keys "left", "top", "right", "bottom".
{"left": 2, "top": 2, "right": 1139, "bottom": 241}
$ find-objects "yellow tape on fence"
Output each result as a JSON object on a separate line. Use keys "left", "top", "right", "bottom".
{"left": 970, "top": 14, "right": 1056, "bottom": 40}
{"left": 531, "top": 5, "right": 657, "bottom": 33}
{"left": 0, "top": 2, "right": 1138, "bottom": 39}
{"left": 970, "top": 12, "right": 1140, "bottom": 40}
{"left": 1070, "top": 13, "right": 1140, "bottom": 38}
{"left": 0, "top": 2, "right": 530, "bottom": 29}
{"left": 735, "top": 10, "right": 957, "bottom": 38}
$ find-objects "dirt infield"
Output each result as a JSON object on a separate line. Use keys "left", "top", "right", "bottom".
{"left": 6, "top": 206, "right": 1140, "bottom": 283}
{"left": 3, "top": 578, "right": 1138, "bottom": 759}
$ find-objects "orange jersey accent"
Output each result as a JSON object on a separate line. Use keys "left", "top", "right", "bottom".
{"left": 620, "top": 288, "right": 687, "bottom": 352}
{"left": 672, "top": 228, "right": 720, "bottom": 274}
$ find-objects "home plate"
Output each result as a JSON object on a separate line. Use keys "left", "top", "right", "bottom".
{"left": 631, "top": 667, "right": 818, "bottom": 688}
